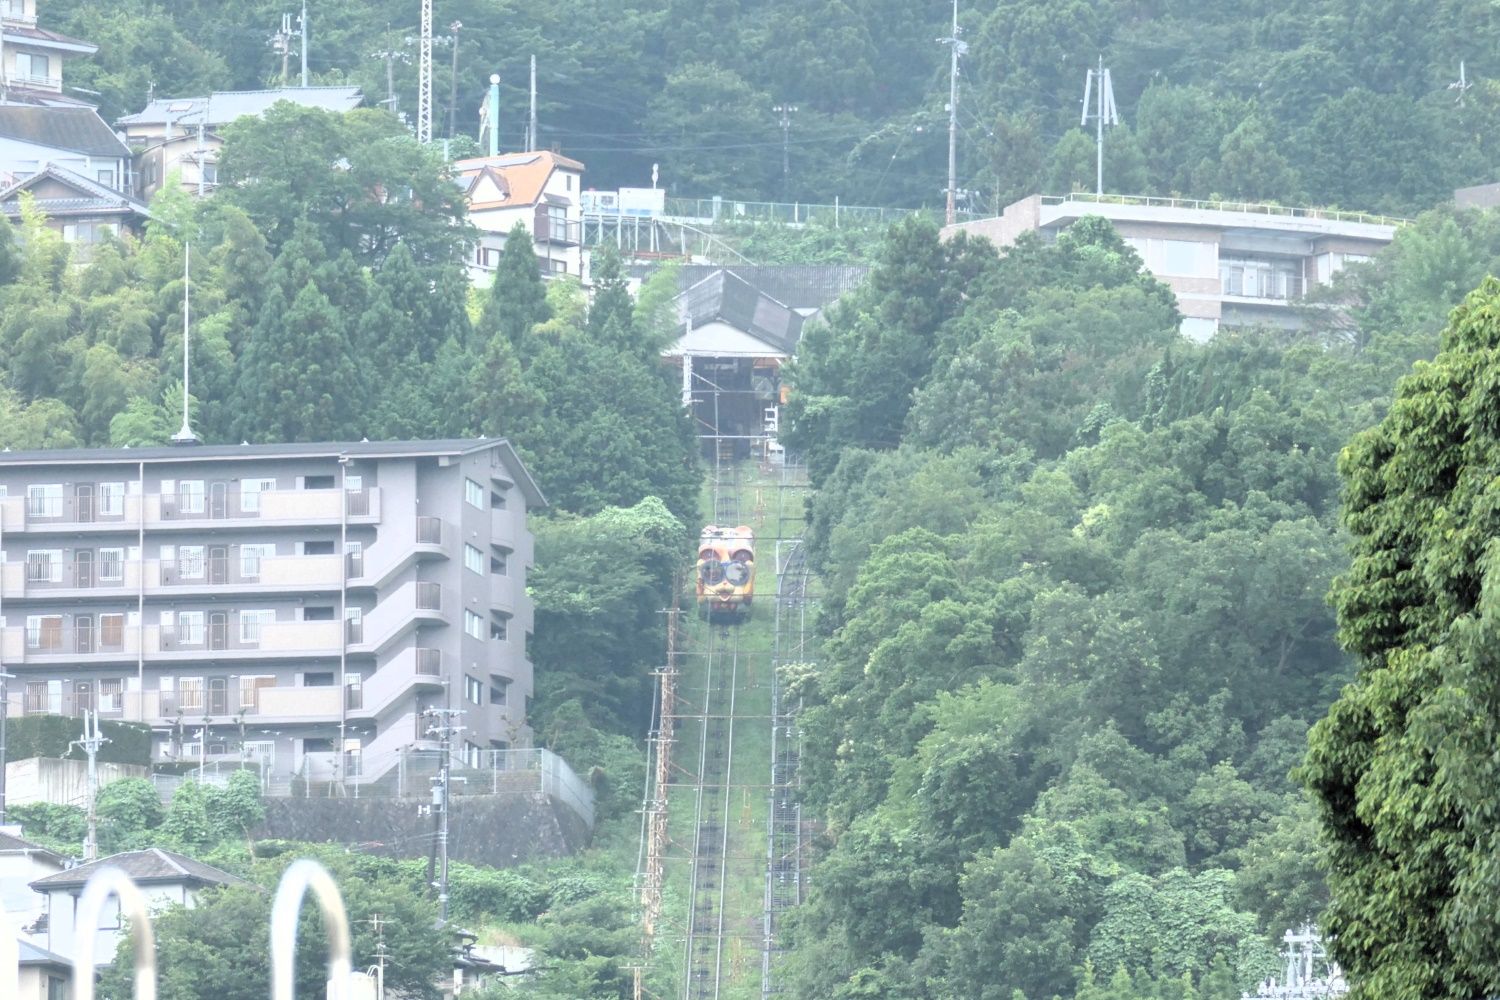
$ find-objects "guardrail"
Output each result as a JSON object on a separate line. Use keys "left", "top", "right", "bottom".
{"left": 661, "top": 196, "right": 945, "bottom": 228}
{"left": 1042, "top": 192, "right": 1410, "bottom": 228}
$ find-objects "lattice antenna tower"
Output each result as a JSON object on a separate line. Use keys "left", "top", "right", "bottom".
{"left": 1080, "top": 54, "right": 1120, "bottom": 196}
{"left": 417, "top": 0, "right": 434, "bottom": 143}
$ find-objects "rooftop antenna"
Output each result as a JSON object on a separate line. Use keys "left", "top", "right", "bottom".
{"left": 171, "top": 243, "right": 198, "bottom": 445}
{"left": 1450, "top": 60, "right": 1472, "bottom": 106}
{"left": 939, "top": 0, "right": 967, "bottom": 225}
{"left": 417, "top": 0, "right": 433, "bottom": 143}
{"left": 1081, "top": 54, "right": 1120, "bottom": 195}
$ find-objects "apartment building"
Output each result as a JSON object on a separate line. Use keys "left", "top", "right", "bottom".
{"left": 946, "top": 193, "right": 1404, "bottom": 339}
{"left": 0, "top": 438, "right": 542, "bottom": 788}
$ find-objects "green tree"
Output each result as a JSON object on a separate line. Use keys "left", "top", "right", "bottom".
{"left": 479, "top": 223, "right": 552, "bottom": 353}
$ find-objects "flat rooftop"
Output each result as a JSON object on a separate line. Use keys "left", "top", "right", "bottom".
{"left": 1036, "top": 193, "right": 1405, "bottom": 241}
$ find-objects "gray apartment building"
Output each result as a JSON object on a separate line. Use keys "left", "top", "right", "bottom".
{"left": 946, "top": 193, "right": 1404, "bottom": 340}
{"left": 0, "top": 438, "right": 542, "bottom": 788}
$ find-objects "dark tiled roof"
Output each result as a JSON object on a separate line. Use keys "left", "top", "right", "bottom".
{"left": 0, "top": 106, "right": 127, "bottom": 157}
{"left": 675, "top": 265, "right": 869, "bottom": 312}
{"left": 0, "top": 830, "right": 66, "bottom": 865}
{"left": 30, "top": 848, "right": 248, "bottom": 890}
{"left": 678, "top": 270, "right": 804, "bottom": 355}
{"left": 0, "top": 163, "right": 150, "bottom": 220}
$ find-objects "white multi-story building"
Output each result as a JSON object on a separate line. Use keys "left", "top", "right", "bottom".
{"left": 0, "top": 438, "right": 542, "bottom": 788}
{"left": 947, "top": 193, "right": 1404, "bottom": 339}
{"left": 456, "top": 151, "right": 585, "bottom": 282}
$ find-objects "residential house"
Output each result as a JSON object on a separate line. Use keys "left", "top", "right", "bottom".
{"left": 945, "top": 193, "right": 1403, "bottom": 339}
{"left": 0, "top": 0, "right": 96, "bottom": 108}
{"left": 0, "top": 162, "right": 150, "bottom": 245}
{"left": 30, "top": 848, "right": 247, "bottom": 967}
{"left": 0, "top": 104, "right": 130, "bottom": 191}
{"left": 0, "top": 827, "right": 64, "bottom": 931}
{"left": 17, "top": 938, "right": 70, "bottom": 1000}
{"left": 0, "top": 438, "right": 542, "bottom": 790}
{"left": 455, "top": 151, "right": 584, "bottom": 282}
{"left": 116, "top": 86, "right": 364, "bottom": 199}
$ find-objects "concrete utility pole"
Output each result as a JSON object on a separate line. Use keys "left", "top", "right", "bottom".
{"left": 486, "top": 73, "right": 500, "bottom": 157}
{"left": 70, "top": 712, "right": 110, "bottom": 861}
{"left": 940, "top": 0, "right": 967, "bottom": 225}
{"left": 773, "top": 104, "right": 797, "bottom": 195}
{"left": 447, "top": 21, "right": 462, "bottom": 139}
{"left": 424, "top": 708, "right": 464, "bottom": 922}
{"left": 1081, "top": 54, "right": 1119, "bottom": 196}
{"left": 416, "top": 0, "right": 433, "bottom": 143}
{"left": 528, "top": 54, "right": 537, "bottom": 152}
{"left": 299, "top": 0, "right": 309, "bottom": 87}
{"left": 0, "top": 672, "right": 13, "bottom": 826}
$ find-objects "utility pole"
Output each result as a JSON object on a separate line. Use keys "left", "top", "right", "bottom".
{"left": 0, "top": 672, "right": 13, "bottom": 826}
{"left": 1081, "top": 54, "right": 1119, "bottom": 196}
{"left": 299, "top": 0, "right": 308, "bottom": 88}
{"left": 773, "top": 104, "right": 797, "bottom": 197}
{"left": 424, "top": 708, "right": 463, "bottom": 922}
{"left": 447, "top": 21, "right": 462, "bottom": 139}
{"left": 416, "top": 0, "right": 433, "bottom": 143}
{"left": 274, "top": 14, "right": 294, "bottom": 85}
{"left": 70, "top": 712, "right": 109, "bottom": 861}
{"left": 528, "top": 54, "right": 538, "bottom": 152}
{"left": 367, "top": 914, "right": 388, "bottom": 1000}
{"left": 940, "top": 0, "right": 967, "bottom": 225}
{"left": 172, "top": 243, "right": 196, "bottom": 445}
{"left": 485, "top": 73, "right": 500, "bottom": 157}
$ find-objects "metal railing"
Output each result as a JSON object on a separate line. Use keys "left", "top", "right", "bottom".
{"left": 415, "top": 581, "right": 442, "bottom": 610}
{"left": 415, "top": 515, "right": 443, "bottom": 545}
{"left": 661, "top": 196, "right": 931, "bottom": 228}
{"left": 1042, "top": 191, "right": 1410, "bottom": 228}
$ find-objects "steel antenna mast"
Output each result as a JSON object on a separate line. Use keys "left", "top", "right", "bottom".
{"left": 417, "top": 0, "right": 433, "bottom": 143}
{"left": 940, "top": 0, "right": 967, "bottom": 225}
{"left": 1081, "top": 54, "right": 1120, "bottom": 196}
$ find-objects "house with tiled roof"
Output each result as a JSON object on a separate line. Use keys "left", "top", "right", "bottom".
{"left": 0, "top": 104, "right": 130, "bottom": 193}
{"left": 116, "top": 86, "right": 364, "bottom": 199}
{"left": 15, "top": 938, "right": 71, "bottom": 1000}
{"left": 30, "top": 848, "right": 248, "bottom": 966}
{"left": 0, "top": 0, "right": 97, "bottom": 109}
{"left": 0, "top": 162, "right": 151, "bottom": 245}
{"left": 455, "top": 150, "right": 585, "bottom": 282}
{"left": 0, "top": 826, "right": 64, "bottom": 930}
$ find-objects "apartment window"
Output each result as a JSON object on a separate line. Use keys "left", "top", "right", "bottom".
{"left": 464, "top": 478, "right": 485, "bottom": 509}
{"left": 304, "top": 475, "right": 335, "bottom": 490}
{"left": 240, "top": 543, "right": 274, "bottom": 578}
{"left": 303, "top": 606, "right": 334, "bottom": 621}
{"left": 173, "top": 611, "right": 204, "bottom": 645}
{"left": 25, "top": 615, "right": 61, "bottom": 650}
{"left": 491, "top": 552, "right": 508, "bottom": 575}
{"left": 239, "top": 675, "right": 275, "bottom": 710}
{"left": 464, "top": 544, "right": 485, "bottom": 575}
{"left": 97, "top": 168, "right": 115, "bottom": 188}
{"left": 241, "top": 477, "right": 276, "bottom": 512}
{"left": 490, "top": 618, "right": 507, "bottom": 641}
{"left": 25, "top": 680, "right": 61, "bottom": 715}
{"left": 178, "top": 545, "right": 205, "bottom": 579}
{"left": 179, "top": 677, "right": 204, "bottom": 711}
{"left": 98, "top": 482, "right": 125, "bottom": 516}
{"left": 303, "top": 540, "right": 335, "bottom": 555}
{"left": 239, "top": 609, "right": 275, "bottom": 643}
{"left": 98, "top": 548, "right": 124, "bottom": 582}
{"left": 26, "top": 484, "right": 61, "bottom": 517}
{"left": 465, "top": 676, "right": 483, "bottom": 705}
{"left": 15, "top": 52, "right": 50, "bottom": 82}
{"left": 490, "top": 676, "right": 510, "bottom": 706}
{"left": 303, "top": 672, "right": 335, "bottom": 686}
{"left": 25, "top": 549, "right": 62, "bottom": 583}
{"left": 464, "top": 610, "right": 484, "bottom": 640}
{"left": 99, "top": 679, "right": 123, "bottom": 713}
{"left": 173, "top": 480, "right": 204, "bottom": 514}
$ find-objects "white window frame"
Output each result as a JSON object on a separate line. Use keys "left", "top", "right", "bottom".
{"left": 464, "top": 478, "right": 485, "bottom": 509}
{"left": 178, "top": 677, "right": 204, "bottom": 711}
{"left": 239, "top": 609, "right": 275, "bottom": 644}
{"left": 178, "top": 480, "right": 204, "bottom": 514}
{"left": 241, "top": 477, "right": 276, "bottom": 513}
{"left": 178, "top": 545, "right": 205, "bottom": 579}
{"left": 239, "top": 543, "right": 275, "bottom": 578}
{"left": 465, "top": 676, "right": 483, "bottom": 705}
{"left": 98, "top": 482, "right": 125, "bottom": 516}
{"left": 25, "top": 549, "right": 62, "bottom": 583}
{"left": 464, "top": 543, "right": 485, "bottom": 575}
{"left": 463, "top": 610, "right": 484, "bottom": 640}
{"left": 24, "top": 614, "right": 61, "bottom": 649}
{"left": 98, "top": 547, "right": 125, "bottom": 582}
{"left": 26, "top": 484, "right": 61, "bottom": 518}
{"left": 176, "top": 611, "right": 204, "bottom": 645}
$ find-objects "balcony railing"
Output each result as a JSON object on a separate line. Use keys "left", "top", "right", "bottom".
{"left": 1220, "top": 267, "right": 1306, "bottom": 302}
{"left": 1042, "top": 192, "right": 1410, "bottom": 228}
{"left": 157, "top": 488, "right": 379, "bottom": 523}
{"left": 158, "top": 619, "right": 341, "bottom": 654}
{"left": 415, "top": 647, "right": 441, "bottom": 676}
{"left": 157, "top": 554, "right": 342, "bottom": 588}
{"left": 11, "top": 624, "right": 136, "bottom": 658}
{"left": 415, "top": 581, "right": 441, "bottom": 611}
{"left": 415, "top": 515, "right": 443, "bottom": 545}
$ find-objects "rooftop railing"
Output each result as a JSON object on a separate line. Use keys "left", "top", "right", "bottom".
{"left": 1042, "top": 192, "right": 1410, "bottom": 228}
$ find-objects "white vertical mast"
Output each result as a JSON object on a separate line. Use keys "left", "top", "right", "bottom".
{"left": 172, "top": 243, "right": 197, "bottom": 444}
{"left": 417, "top": 0, "right": 433, "bottom": 143}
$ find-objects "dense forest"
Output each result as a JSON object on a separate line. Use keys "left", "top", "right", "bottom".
{"left": 777, "top": 208, "right": 1500, "bottom": 999}
{"left": 40, "top": 0, "right": 1500, "bottom": 212}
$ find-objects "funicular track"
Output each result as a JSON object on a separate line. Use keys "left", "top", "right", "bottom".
{"left": 762, "top": 463, "right": 815, "bottom": 996}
